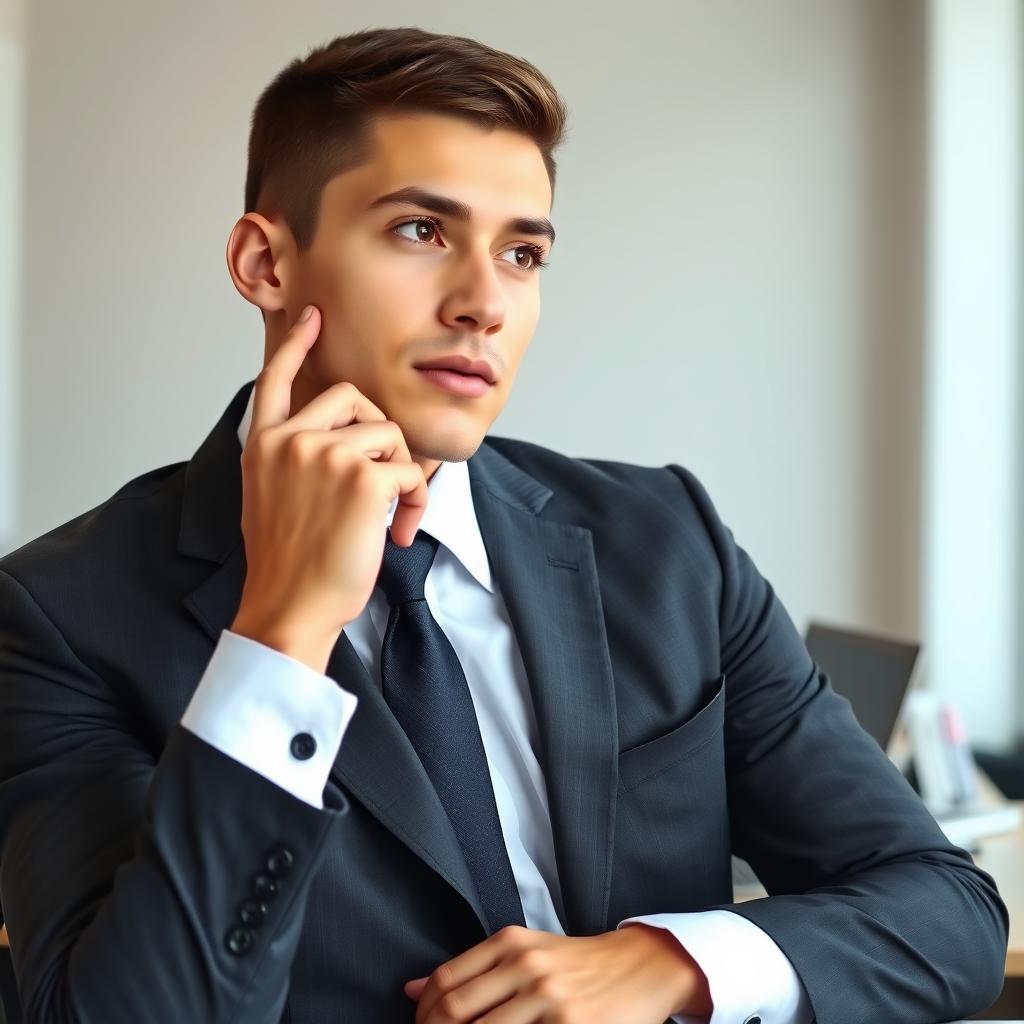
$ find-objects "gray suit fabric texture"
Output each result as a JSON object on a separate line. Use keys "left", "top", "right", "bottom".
{"left": 0, "top": 378, "right": 1009, "bottom": 1023}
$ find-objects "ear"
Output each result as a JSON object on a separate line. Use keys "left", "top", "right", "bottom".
{"left": 225, "top": 212, "right": 296, "bottom": 315}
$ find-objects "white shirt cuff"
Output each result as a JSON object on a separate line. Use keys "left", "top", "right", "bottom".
{"left": 618, "top": 910, "right": 813, "bottom": 1024}
{"left": 181, "top": 628, "right": 358, "bottom": 809}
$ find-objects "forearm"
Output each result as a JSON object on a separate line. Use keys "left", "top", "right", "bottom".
{"left": 4, "top": 728, "right": 347, "bottom": 1024}
{"left": 711, "top": 852, "right": 1007, "bottom": 1024}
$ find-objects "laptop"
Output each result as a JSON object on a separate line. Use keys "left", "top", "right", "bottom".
{"left": 803, "top": 621, "right": 921, "bottom": 753}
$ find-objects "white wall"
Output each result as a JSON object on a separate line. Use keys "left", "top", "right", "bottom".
{"left": 921, "top": 0, "right": 1022, "bottom": 747}
{"left": 11, "top": 2, "right": 926, "bottom": 653}
{"left": 0, "top": 0, "right": 23, "bottom": 552}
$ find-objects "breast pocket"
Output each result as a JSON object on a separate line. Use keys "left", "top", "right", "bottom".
{"left": 608, "top": 674, "right": 731, "bottom": 918}
{"left": 617, "top": 674, "right": 726, "bottom": 792}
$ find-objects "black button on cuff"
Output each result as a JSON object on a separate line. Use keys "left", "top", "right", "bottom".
{"left": 238, "top": 899, "right": 267, "bottom": 927}
{"left": 266, "top": 845, "right": 295, "bottom": 878}
{"left": 290, "top": 731, "right": 317, "bottom": 760}
{"left": 226, "top": 926, "right": 255, "bottom": 956}
{"left": 742, "top": 1016, "right": 762, "bottom": 1024}
{"left": 251, "top": 873, "right": 278, "bottom": 901}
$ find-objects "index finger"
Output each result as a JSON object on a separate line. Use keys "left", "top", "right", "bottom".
{"left": 250, "top": 304, "right": 320, "bottom": 436}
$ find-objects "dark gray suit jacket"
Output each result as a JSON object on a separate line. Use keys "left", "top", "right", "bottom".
{"left": 0, "top": 379, "right": 1008, "bottom": 1023}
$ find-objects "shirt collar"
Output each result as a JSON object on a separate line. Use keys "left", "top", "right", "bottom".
{"left": 236, "top": 384, "right": 493, "bottom": 593}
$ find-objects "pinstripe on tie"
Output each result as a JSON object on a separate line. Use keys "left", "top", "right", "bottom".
{"left": 377, "top": 527, "right": 527, "bottom": 933}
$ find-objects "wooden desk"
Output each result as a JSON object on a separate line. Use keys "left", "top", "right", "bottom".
{"left": 974, "top": 822, "right": 1024, "bottom": 977}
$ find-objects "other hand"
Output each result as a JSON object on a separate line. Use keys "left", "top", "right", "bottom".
{"left": 404, "top": 923, "right": 712, "bottom": 1023}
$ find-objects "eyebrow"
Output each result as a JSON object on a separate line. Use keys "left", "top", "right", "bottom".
{"left": 366, "top": 186, "right": 556, "bottom": 246}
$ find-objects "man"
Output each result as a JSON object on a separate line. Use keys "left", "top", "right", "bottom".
{"left": 0, "top": 25, "right": 1008, "bottom": 1024}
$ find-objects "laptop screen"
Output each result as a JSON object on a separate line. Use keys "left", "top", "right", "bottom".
{"left": 804, "top": 622, "right": 920, "bottom": 749}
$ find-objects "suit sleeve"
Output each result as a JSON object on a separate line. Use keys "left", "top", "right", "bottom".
{"left": 666, "top": 465, "right": 1009, "bottom": 1024}
{"left": 181, "top": 628, "right": 357, "bottom": 809}
{"left": 0, "top": 566, "right": 351, "bottom": 1024}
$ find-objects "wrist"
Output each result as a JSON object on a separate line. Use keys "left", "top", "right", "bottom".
{"left": 619, "top": 923, "right": 713, "bottom": 1019}
{"left": 230, "top": 611, "right": 342, "bottom": 675}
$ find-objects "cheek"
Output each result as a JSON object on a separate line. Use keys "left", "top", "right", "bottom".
{"left": 504, "top": 332, "right": 534, "bottom": 378}
{"left": 336, "top": 259, "right": 429, "bottom": 342}
{"left": 300, "top": 264, "right": 399, "bottom": 368}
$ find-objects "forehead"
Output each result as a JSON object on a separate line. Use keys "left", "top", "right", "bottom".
{"left": 322, "top": 111, "right": 553, "bottom": 223}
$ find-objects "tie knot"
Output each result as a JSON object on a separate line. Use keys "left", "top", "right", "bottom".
{"left": 377, "top": 529, "right": 440, "bottom": 606}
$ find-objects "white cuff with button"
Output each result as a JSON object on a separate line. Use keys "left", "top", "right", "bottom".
{"left": 181, "top": 628, "right": 359, "bottom": 809}
{"left": 617, "top": 910, "right": 813, "bottom": 1024}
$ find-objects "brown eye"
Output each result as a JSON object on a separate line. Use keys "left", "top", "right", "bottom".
{"left": 393, "top": 218, "right": 439, "bottom": 243}
{"left": 501, "top": 244, "right": 549, "bottom": 272}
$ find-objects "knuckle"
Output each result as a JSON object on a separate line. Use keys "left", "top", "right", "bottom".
{"left": 438, "top": 991, "right": 463, "bottom": 1018}
{"left": 432, "top": 962, "right": 457, "bottom": 990}
{"left": 531, "top": 973, "right": 564, "bottom": 1001}
{"left": 330, "top": 380, "right": 366, "bottom": 411}
{"left": 514, "top": 947, "right": 550, "bottom": 977}
{"left": 381, "top": 420, "right": 406, "bottom": 451}
{"left": 330, "top": 379, "right": 358, "bottom": 399}
{"left": 243, "top": 429, "right": 272, "bottom": 465}
{"left": 286, "top": 430, "right": 317, "bottom": 464}
{"left": 498, "top": 924, "right": 528, "bottom": 946}
{"left": 347, "top": 457, "right": 377, "bottom": 489}
{"left": 323, "top": 442, "right": 353, "bottom": 471}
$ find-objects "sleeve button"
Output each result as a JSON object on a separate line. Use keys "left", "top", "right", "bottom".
{"left": 226, "top": 926, "right": 255, "bottom": 956}
{"left": 251, "top": 873, "right": 279, "bottom": 901}
{"left": 238, "top": 899, "right": 267, "bottom": 927}
{"left": 290, "top": 732, "right": 317, "bottom": 760}
{"left": 266, "top": 845, "right": 295, "bottom": 878}
{"left": 742, "top": 1016, "right": 762, "bottom": 1024}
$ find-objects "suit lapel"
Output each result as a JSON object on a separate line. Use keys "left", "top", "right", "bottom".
{"left": 324, "top": 630, "right": 489, "bottom": 930}
{"left": 467, "top": 446, "right": 619, "bottom": 937}
{"left": 179, "top": 382, "right": 619, "bottom": 938}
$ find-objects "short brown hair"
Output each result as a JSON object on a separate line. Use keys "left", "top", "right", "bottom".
{"left": 244, "top": 26, "right": 570, "bottom": 251}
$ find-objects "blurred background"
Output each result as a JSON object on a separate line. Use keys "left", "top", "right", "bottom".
{"left": 0, "top": 0, "right": 1020, "bottom": 760}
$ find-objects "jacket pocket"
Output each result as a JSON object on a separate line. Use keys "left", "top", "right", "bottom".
{"left": 617, "top": 674, "right": 726, "bottom": 792}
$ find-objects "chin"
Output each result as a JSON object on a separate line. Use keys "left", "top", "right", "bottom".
{"left": 403, "top": 422, "right": 485, "bottom": 464}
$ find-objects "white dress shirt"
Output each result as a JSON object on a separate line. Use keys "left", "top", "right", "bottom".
{"left": 180, "top": 386, "right": 813, "bottom": 1024}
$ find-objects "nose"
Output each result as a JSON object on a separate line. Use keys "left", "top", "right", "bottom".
{"left": 439, "top": 252, "right": 507, "bottom": 335}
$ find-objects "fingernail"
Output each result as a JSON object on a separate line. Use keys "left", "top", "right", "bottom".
{"left": 299, "top": 304, "right": 314, "bottom": 322}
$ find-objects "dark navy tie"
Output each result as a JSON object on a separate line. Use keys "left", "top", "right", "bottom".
{"left": 377, "top": 527, "right": 527, "bottom": 933}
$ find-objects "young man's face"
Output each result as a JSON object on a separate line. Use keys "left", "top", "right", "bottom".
{"left": 235, "top": 111, "right": 554, "bottom": 479}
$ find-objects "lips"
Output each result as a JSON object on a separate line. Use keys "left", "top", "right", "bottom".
{"left": 417, "top": 367, "right": 493, "bottom": 398}
{"left": 413, "top": 354, "right": 498, "bottom": 385}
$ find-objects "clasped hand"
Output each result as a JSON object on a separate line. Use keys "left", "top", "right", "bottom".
{"left": 404, "top": 922, "right": 712, "bottom": 1023}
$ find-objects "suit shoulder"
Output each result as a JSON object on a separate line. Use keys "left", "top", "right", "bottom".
{"left": 481, "top": 435, "right": 713, "bottom": 519}
{"left": 0, "top": 460, "right": 188, "bottom": 589}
